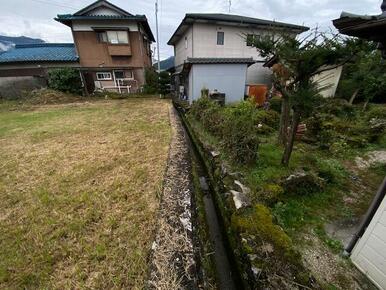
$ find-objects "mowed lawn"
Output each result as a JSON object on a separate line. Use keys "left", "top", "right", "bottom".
{"left": 0, "top": 99, "right": 171, "bottom": 289}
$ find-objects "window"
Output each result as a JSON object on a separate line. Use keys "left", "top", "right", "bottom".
{"left": 97, "top": 31, "right": 108, "bottom": 43}
{"left": 246, "top": 34, "right": 260, "bottom": 46}
{"left": 217, "top": 31, "right": 224, "bottom": 45}
{"left": 96, "top": 72, "right": 112, "bottom": 80}
{"left": 97, "top": 31, "right": 129, "bottom": 44}
{"left": 185, "top": 37, "right": 188, "bottom": 49}
{"left": 114, "top": 71, "right": 125, "bottom": 79}
{"left": 114, "top": 70, "right": 134, "bottom": 80}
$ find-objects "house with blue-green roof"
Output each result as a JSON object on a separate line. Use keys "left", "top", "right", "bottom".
{"left": 55, "top": 0, "right": 154, "bottom": 94}
{"left": 0, "top": 0, "right": 154, "bottom": 95}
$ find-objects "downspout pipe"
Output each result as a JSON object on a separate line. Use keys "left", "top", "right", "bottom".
{"left": 344, "top": 177, "right": 386, "bottom": 255}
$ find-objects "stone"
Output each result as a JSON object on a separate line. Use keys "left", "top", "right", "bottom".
{"left": 234, "top": 180, "right": 251, "bottom": 195}
{"left": 230, "top": 189, "right": 251, "bottom": 210}
{"left": 355, "top": 150, "right": 386, "bottom": 169}
{"left": 281, "top": 170, "right": 324, "bottom": 195}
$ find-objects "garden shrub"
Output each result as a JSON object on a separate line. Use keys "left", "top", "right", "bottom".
{"left": 255, "top": 109, "right": 280, "bottom": 129}
{"left": 221, "top": 101, "right": 261, "bottom": 164}
{"left": 190, "top": 97, "right": 224, "bottom": 135}
{"left": 143, "top": 68, "right": 159, "bottom": 94}
{"left": 366, "top": 105, "right": 386, "bottom": 121}
{"left": 47, "top": 68, "right": 82, "bottom": 95}
{"left": 268, "top": 97, "right": 282, "bottom": 113}
{"left": 190, "top": 98, "right": 275, "bottom": 164}
{"left": 315, "top": 158, "right": 348, "bottom": 183}
{"left": 317, "top": 98, "right": 355, "bottom": 118}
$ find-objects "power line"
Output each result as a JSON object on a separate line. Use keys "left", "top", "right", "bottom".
{"left": 29, "top": 0, "right": 80, "bottom": 10}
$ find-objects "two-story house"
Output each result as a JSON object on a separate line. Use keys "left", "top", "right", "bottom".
{"left": 168, "top": 14, "right": 308, "bottom": 103}
{"left": 55, "top": 0, "right": 154, "bottom": 93}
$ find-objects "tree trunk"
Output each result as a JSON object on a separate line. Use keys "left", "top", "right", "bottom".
{"left": 349, "top": 89, "right": 359, "bottom": 105}
{"left": 362, "top": 99, "right": 370, "bottom": 111}
{"left": 278, "top": 96, "right": 290, "bottom": 145}
{"left": 281, "top": 110, "right": 301, "bottom": 166}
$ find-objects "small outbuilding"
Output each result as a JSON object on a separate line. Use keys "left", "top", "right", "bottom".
{"left": 0, "top": 43, "right": 79, "bottom": 98}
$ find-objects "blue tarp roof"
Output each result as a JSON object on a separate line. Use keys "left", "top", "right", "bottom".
{"left": 0, "top": 43, "right": 79, "bottom": 63}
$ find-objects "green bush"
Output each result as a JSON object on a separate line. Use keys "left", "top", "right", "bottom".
{"left": 158, "top": 71, "right": 171, "bottom": 96}
{"left": 143, "top": 68, "right": 159, "bottom": 94}
{"left": 366, "top": 105, "right": 386, "bottom": 120}
{"left": 315, "top": 158, "right": 348, "bottom": 183}
{"left": 190, "top": 97, "right": 224, "bottom": 135}
{"left": 190, "top": 98, "right": 267, "bottom": 164}
{"left": 268, "top": 97, "right": 282, "bottom": 113}
{"left": 221, "top": 101, "right": 261, "bottom": 164}
{"left": 47, "top": 68, "right": 82, "bottom": 95}
{"left": 317, "top": 98, "right": 355, "bottom": 118}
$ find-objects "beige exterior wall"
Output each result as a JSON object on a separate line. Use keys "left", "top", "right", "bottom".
{"left": 174, "top": 26, "right": 193, "bottom": 67}
{"left": 192, "top": 23, "right": 268, "bottom": 60}
{"left": 173, "top": 22, "right": 278, "bottom": 85}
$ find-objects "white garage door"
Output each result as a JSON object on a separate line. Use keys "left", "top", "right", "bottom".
{"left": 351, "top": 195, "right": 386, "bottom": 290}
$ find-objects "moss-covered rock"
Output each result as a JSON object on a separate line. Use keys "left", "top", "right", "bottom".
{"left": 259, "top": 184, "right": 284, "bottom": 205}
{"left": 281, "top": 171, "right": 325, "bottom": 196}
{"left": 232, "top": 204, "right": 295, "bottom": 258}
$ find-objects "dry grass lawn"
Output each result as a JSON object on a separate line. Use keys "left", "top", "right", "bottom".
{"left": 0, "top": 98, "right": 171, "bottom": 289}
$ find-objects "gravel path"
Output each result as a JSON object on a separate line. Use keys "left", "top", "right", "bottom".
{"left": 148, "top": 106, "right": 197, "bottom": 289}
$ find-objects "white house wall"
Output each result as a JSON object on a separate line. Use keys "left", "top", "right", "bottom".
{"left": 72, "top": 20, "right": 139, "bottom": 31}
{"left": 189, "top": 63, "right": 247, "bottom": 103}
{"left": 174, "top": 26, "right": 193, "bottom": 67}
{"left": 192, "top": 23, "right": 268, "bottom": 60}
{"left": 351, "top": 195, "right": 386, "bottom": 289}
{"left": 313, "top": 66, "right": 343, "bottom": 98}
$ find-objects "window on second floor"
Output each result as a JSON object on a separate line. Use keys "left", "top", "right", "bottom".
{"left": 246, "top": 34, "right": 260, "bottom": 46}
{"left": 185, "top": 36, "right": 188, "bottom": 49}
{"left": 97, "top": 31, "right": 129, "bottom": 44}
{"left": 217, "top": 31, "right": 224, "bottom": 45}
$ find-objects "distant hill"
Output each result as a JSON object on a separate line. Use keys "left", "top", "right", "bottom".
{"left": 153, "top": 56, "right": 175, "bottom": 71}
{"left": 0, "top": 35, "right": 45, "bottom": 52}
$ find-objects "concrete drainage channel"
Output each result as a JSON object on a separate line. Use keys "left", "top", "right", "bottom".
{"left": 176, "top": 104, "right": 241, "bottom": 289}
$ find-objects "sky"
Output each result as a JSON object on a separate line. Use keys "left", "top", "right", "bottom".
{"left": 0, "top": 0, "right": 383, "bottom": 60}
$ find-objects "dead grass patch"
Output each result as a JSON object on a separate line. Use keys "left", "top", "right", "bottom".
{"left": 0, "top": 98, "right": 171, "bottom": 289}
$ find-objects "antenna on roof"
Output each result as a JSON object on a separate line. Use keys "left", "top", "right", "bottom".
{"left": 155, "top": 0, "right": 161, "bottom": 73}
{"left": 228, "top": 0, "right": 231, "bottom": 13}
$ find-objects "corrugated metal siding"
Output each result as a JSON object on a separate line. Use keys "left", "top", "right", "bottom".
{"left": 351, "top": 196, "right": 386, "bottom": 289}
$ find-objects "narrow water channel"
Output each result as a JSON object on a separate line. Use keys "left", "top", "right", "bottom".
{"left": 177, "top": 107, "right": 239, "bottom": 289}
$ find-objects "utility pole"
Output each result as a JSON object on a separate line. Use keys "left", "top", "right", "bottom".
{"left": 155, "top": 0, "right": 161, "bottom": 73}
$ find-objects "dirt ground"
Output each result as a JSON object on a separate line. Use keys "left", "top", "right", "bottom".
{"left": 0, "top": 99, "right": 171, "bottom": 289}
